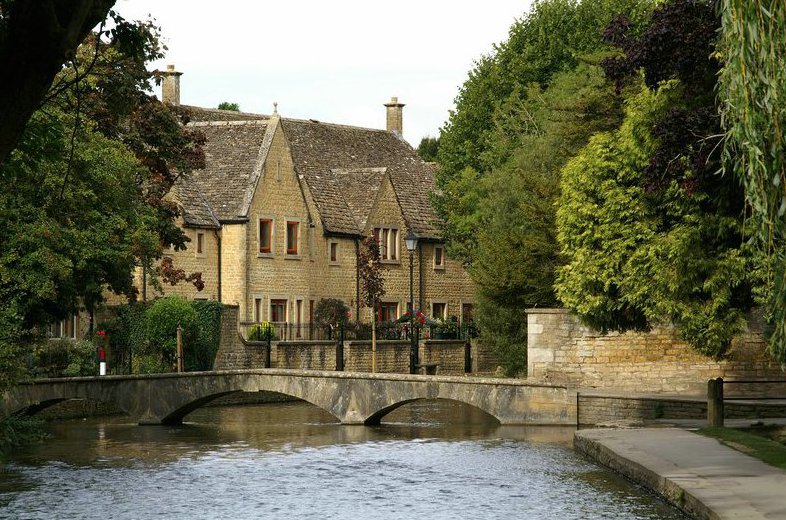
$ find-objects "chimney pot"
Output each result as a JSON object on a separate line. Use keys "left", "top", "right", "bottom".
{"left": 384, "top": 96, "right": 405, "bottom": 136}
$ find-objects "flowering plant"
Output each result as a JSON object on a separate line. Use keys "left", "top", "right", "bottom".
{"left": 94, "top": 330, "right": 109, "bottom": 348}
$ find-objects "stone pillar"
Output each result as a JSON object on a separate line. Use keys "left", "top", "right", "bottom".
{"left": 161, "top": 64, "right": 182, "bottom": 105}
{"left": 384, "top": 96, "right": 405, "bottom": 136}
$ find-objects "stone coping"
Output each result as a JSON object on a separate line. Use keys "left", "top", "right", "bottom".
{"left": 575, "top": 427, "right": 786, "bottom": 519}
{"left": 20, "top": 370, "right": 567, "bottom": 389}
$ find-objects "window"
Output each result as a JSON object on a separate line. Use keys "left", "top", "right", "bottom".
{"left": 295, "top": 300, "right": 303, "bottom": 338}
{"left": 259, "top": 218, "right": 272, "bottom": 254}
{"left": 286, "top": 221, "right": 299, "bottom": 255}
{"left": 434, "top": 245, "right": 445, "bottom": 270}
{"left": 270, "top": 299, "right": 287, "bottom": 322}
{"left": 329, "top": 241, "right": 339, "bottom": 264}
{"left": 50, "top": 313, "right": 78, "bottom": 340}
{"left": 196, "top": 232, "right": 205, "bottom": 255}
{"left": 378, "top": 302, "right": 399, "bottom": 323}
{"left": 373, "top": 227, "right": 399, "bottom": 261}
{"left": 461, "top": 303, "right": 474, "bottom": 324}
{"left": 431, "top": 302, "right": 447, "bottom": 321}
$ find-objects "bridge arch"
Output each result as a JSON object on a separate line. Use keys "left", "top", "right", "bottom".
{"left": 364, "top": 397, "right": 500, "bottom": 425}
{"left": 2, "top": 370, "right": 575, "bottom": 426}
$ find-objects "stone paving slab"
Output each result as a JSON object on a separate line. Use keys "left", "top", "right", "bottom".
{"left": 575, "top": 428, "right": 786, "bottom": 520}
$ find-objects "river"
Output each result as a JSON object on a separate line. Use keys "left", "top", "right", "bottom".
{"left": 0, "top": 398, "right": 686, "bottom": 519}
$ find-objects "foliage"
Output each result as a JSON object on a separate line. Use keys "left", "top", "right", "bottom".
{"left": 99, "top": 302, "right": 149, "bottom": 372}
{"left": 718, "top": 0, "right": 786, "bottom": 363}
{"left": 32, "top": 339, "right": 97, "bottom": 378}
{"left": 144, "top": 296, "right": 199, "bottom": 369}
{"left": 358, "top": 236, "right": 385, "bottom": 308}
{"left": 217, "top": 101, "right": 240, "bottom": 111}
{"left": 247, "top": 322, "right": 274, "bottom": 342}
{"left": 314, "top": 298, "right": 350, "bottom": 328}
{"left": 556, "top": 84, "right": 753, "bottom": 358}
{"left": 189, "top": 300, "right": 222, "bottom": 371}
{"left": 475, "top": 293, "right": 527, "bottom": 377}
{"left": 434, "top": 0, "right": 653, "bottom": 264}
{"left": 416, "top": 136, "right": 439, "bottom": 162}
{"left": 0, "top": 416, "right": 47, "bottom": 460}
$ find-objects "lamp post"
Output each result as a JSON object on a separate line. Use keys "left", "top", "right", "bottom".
{"left": 405, "top": 230, "right": 418, "bottom": 374}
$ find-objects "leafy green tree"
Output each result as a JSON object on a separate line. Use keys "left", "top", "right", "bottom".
{"left": 556, "top": 82, "right": 753, "bottom": 358}
{"left": 416, "top": 136, "right": 439, "bottom": 162}
{"left": 434, "top": 0, "right": 652, "bottom": 265}
{"left": 217, "top": 101, "right": 240, "bottom": 111}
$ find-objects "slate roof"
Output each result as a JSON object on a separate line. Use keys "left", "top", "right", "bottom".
{"left": 169, "top": 176, "right": 220, "bottom": 229}
{"left": 280, "top": 118, "right": 442, "bottom": 239}
{"left": 187, "top": 120, "right": 269, "bottom": 221}
{"left": 176, "top": 111, "right": 443, "bottom": 240}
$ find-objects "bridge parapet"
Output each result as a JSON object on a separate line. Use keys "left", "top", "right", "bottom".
{"left": 3, "top": 370, "right": 577, "bottom": 427}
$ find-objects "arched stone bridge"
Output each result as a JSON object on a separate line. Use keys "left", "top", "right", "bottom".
{"left": 2, "top": 369, "right": 577, "bottom": 426}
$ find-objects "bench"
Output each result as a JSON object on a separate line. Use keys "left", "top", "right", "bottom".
{"left": 415, "top": 363, "right": 439, "bottom": 375}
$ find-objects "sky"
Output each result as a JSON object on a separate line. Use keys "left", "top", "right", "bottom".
{"left": 114, "top": 0, "right": 533, "bottom": 146}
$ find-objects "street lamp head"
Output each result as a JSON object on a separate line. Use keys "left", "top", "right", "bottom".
{"left": 405, "top": 229, "right": 418, "bottom": 252}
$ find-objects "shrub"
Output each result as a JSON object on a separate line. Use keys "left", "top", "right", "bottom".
{"left": 145, "top": 296, "right": 199, "bottom": 369}
{"left": 247, "top": 322, "right": 274, "bottom": 342}
{"left": 189, "top": 300, "right": 223, "bottom": 371}
{"left": 31, "top": 339, "right": 97, "bottom": 378}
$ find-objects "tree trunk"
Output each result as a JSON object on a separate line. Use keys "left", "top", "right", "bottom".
{"left": 0, "top": 0, "right": 116, "bottom": 165}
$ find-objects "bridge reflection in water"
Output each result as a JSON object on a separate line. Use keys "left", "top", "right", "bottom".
{"left": 0, "top": 401, "right": 686, "bottom": 520}
{"left": 2, "top": 369, "right": 576, "bottom": 426}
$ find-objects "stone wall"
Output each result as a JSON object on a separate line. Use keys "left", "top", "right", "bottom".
{"left": 344, "top": 341, "right": 410, "bottom": 373}
{"left": 214, "top": 305, "right": 266, "bottom": 370}
{"left": 577, "top": 394, "right": 786, "bottom": 426}
{"left": 421, "top": 340, "right": 467, "bottom": 374}
{"left": 471, "top": 338, "right": 502, "bottom": 374}
{"left": 527, "top": 308, "right": 784, "bottom": 395}
{"left": 275, "top": 341, "right": 338, "bottom": 370}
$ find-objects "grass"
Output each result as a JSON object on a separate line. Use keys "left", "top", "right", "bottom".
{"left": 698, "top": 426, "right": 786, "bottom": 471}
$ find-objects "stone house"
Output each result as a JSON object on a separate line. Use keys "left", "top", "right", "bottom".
{"left": 140, "top": 66, "right": 475, "bottom": 334}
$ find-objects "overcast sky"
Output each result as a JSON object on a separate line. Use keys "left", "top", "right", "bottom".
{"left": 114, "top": 0, "right": 533, "bottom": 145}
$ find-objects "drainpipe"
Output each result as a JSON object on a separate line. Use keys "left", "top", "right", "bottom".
{"left": 355, "top": 238, "right": 360, "bottom": 320}
{"left": 213, "top": 229, "right": 222, "bottom": 302}
{"left": 418, "top": 243, "right": 424, "bottom": 311}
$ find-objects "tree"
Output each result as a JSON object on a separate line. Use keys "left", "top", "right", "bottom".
{"left": 416, "top": 136, "right": 439, "bottom": 162}
{"left": 718, "top": 0, "right": 786, "bottom": 362}
{"left": 0, "top": 0, "right": 118, "bottom": 165}
{"left": 358, "top": 236, "right": 384, "bottom": 371}
{"left": 556, "top": 0, "right": 755, "bottom": 358}
{"left": 433, "top": 0, "right": 652, "bottom": 265}
{"left": 217, "top": 101, "right": 240, "bottom": 111}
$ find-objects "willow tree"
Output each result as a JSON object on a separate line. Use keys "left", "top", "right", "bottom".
{"left": 718, "top": 0, "right": 786, "bottom": 362}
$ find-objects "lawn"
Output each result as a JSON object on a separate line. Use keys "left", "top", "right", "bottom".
{"left": 699, "top": 424, "right": 786, "bottom": 471}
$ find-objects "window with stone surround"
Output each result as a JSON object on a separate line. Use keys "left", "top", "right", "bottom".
{"left": 286, "top": 221, "right": 300, "bottom": 256}
{"left": 431, "top": 302, "right": 447, "bottom": 321}
{"left": 270, "top": 299, "right": 287, "bottom": 323}
{"left": 433, "top": 245, "right": 445, "bottom": 270}
{"left": 378, "top": 302, "right": 399, "bottom": 322}
{"left": 50, "top": 313, "right": 78, "bottom": 340}
{"left": 253, "top": 297, "right": 263, "bottom": 323}
{"left": 372, "top": 226, "right": 399, "bottom": 262}
{"left": 258, "top": 218, "right": 273, "bottom": 254}
{"left": 328, "top": 240, "right": 339, "bottom": 264}
{"left": 196, "top": 232, "right": 205, "bottom": 256}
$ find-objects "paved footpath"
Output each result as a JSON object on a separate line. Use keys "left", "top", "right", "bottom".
{"left": 575, "top": 428, "right": 786, "bottom": 520}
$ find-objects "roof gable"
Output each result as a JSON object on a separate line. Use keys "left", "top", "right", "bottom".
{"left": 281, "top": 118, "right": 441, "bottom": 239}
{"left": 187, "top": 119, "right": 270, "bottom": 221}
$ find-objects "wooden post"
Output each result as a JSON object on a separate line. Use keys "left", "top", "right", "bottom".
{"left": 176, "top": 325, "right": 183, "bottom": 373}
{"left": 707, "top": 377, "right": 724, "bottom": 428}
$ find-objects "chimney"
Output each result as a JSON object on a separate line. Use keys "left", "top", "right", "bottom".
{"left": 161, "top": 64, "right": 183, "bottom": 105}
{"left": 384, "top": 96, "right": 405, "bottom": 136}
